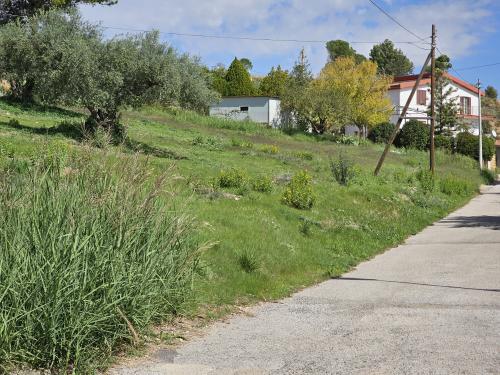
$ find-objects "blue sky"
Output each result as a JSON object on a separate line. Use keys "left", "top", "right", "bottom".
{"left": 80, "top": 0, "right": 500, "bottom": 90}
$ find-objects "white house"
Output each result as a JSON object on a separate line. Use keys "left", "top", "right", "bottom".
{"left": 209, "top": 96, "right": 281, "bottom": 127}
{"left": 388, "top": 72, "right": 488, "bottom": 133}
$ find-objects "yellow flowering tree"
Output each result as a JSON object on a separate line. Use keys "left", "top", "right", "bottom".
{"left": 302, "top": 57, "right": 392, "bottom": 134}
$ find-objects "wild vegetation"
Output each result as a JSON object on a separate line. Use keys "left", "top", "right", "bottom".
{"left": 0, "top": 7, "right": 495, "bottom": 374}
{"left": 0, "top": 96, "right": 489, "bottom": 373}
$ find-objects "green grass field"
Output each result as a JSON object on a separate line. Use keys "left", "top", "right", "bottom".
{"left": 0, "top": 99, "right": 486, "bottom": 373}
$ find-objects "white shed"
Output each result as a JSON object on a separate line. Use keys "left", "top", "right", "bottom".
{"left": 209, "top": 96, "right": 281, "bottom": 127}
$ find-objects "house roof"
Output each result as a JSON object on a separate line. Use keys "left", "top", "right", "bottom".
{"left": 389, "top": 72, "right": 483, "bottom": 96}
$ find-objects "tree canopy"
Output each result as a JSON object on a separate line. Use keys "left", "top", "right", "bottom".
{"left": 326, "top": 40, "right": 366, "bottom": 64}
{"left": 0, "top": 0, "right": 116, "bottom": 24}
{"left": 369, "top": 39, "right": 414, "bottom": 76}
{"left": 485, "top": 85, "right": 497, "bottom": 99}
{"left": 224, "top": 58, "right": 255, "bottom": 96}
{"left": 298, "top": 57, "right": 392, "bottom": 134}
{"left": 0, "top": 10, "right": 218, "bottom": 138}
{"left": 239, "top": 58, "right": 253, "bottom": 71}
{"left": 259, "top": 65, "right": 288, "bottom": 97}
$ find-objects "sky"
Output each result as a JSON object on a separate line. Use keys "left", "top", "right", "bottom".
{"left": 80, "top": 0, "right": 500, "bottom": 90}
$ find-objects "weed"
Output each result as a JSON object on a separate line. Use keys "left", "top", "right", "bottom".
{"left": 293, "top": 151, "right": 314, "bottom": 160}
{"left": 0, "top": 154, "right": 201, "bottom": 372}
{"left": 237, "top": 250, "right": 260, "bottom": 273}
{"left": 480, "top": 168, "right": 496, "bottom": 185}
{"left": 282, "top": 170, "right": 315, "bottom": 209}
{"left": 260, "top": 144, "right": 280, "bottom": 154}
{"left": 231, "top": 138, "right": 253, "bottom": 148}
{"left": 416, "top": 168, "right": 435, "bottom": 194}
{"left": 251, "top": 175, "right": 273, "bottom": 193}
{"left": 217, "top": 168, "right": 247, "bottom": 189}
{"left": 330, "top": 154, "right": 356, "bottom": 186}
{"left": 440, "top": 175, "right": 473, "bottom": 196}
{"left": 8, "top": 118, "right": 20, "bottom": 128}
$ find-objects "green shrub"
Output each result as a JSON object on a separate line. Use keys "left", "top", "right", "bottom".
{"left": 192, "top": 135, "right": 224, "bottom": 150}
{"left": 434, "top": 134, "right": 453, "bottom": 152}
{"left": 455, "top": 132, "right": 495, "bottom": 161}
{"left": 217, "top": 168, "right": 247, "bottom": 188}
{"left": 369, "top": 122, "right": 395, "bottom": 144}
{"left": 330, "top": 154, "right": 356, "bottom": 186}
{"left": 480, "top": 168, "right": 496, "bottom": 185}
{"left": 251, "top": 175, "right": 273, "bottom": 193}
{"left": 260, "top": 144, "right": 280, "bottom": 154}
{"left": 416, "top": 168, "right": 435, "bottom": 193}
{"left": 439, "top": 175, "right": 473, "bottom": 196}
{"left": 0, "top": 155, "right": 200, "bottom": 372}
{"left": 282, "top": 170, "right": 315, "bottom": 209}
{"left": 396, "top": 119, "right": 429, "bottom": 150}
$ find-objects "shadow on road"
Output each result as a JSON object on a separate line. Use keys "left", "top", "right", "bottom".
{"left": 440, "top": 215, "right": 500, "bottom": 230}
{"left": 336, "top": 277, "right": 500, "bottom": 293}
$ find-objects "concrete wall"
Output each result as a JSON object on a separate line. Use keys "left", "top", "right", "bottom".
{"left": 209, "top": 97, "right": 281, "bottom": 125}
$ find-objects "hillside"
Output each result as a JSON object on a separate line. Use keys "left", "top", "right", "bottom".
{"left": 0, "top": 99, "right": 487, "bottom": 372}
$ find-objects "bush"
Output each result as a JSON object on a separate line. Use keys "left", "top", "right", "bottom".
{"left": 416, "top": 168, "right": 435, "bottom": 193}
{"left": 282, "top": 170, "right": 315, "bottom": 209}
{"left": 0, "top": 154, "right": 200, "bottom": 372}
{"left": 455, "top": 132, "right": 495, "bottom": 162}
{"left": 251, "top": 175, "right": 273, "bottom": 193}
{"left": 396, "top": 119, "right": 429, "bottom": 150}
{"left": 369, "top": 122, "right": 395, "bottom": 144}
{"left": 217, "top": 168, "right": 247, "bottom": 188}
{"left": 439, "top": 175, "right": 473, "bottom": 196}
{"left": 330, "top": 154, "right": 356, "bottom": 186}
{"left": 434, "top": 134, "right": 453, "bottom": 152}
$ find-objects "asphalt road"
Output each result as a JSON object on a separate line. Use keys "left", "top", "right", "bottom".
{"left": 112, "top": 185, "right": 500, "bottom": 375}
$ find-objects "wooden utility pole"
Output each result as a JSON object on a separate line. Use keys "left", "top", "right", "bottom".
{"left": 430, "top": 24, "right": 436, "bottom": 174}
{"left": 374, "top": 51, "right": 432, "bottom": 176}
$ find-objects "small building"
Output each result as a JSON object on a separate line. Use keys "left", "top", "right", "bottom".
{"left": 209, "top": 96, "right": 281, "bottom": 127}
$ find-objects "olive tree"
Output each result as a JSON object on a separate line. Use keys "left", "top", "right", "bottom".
{"left": 0, "top": 10, "right": 218, "bottom": 138}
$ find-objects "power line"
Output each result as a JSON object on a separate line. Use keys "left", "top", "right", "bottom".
{"left": 367, "top": 0, "right": 429, "bottom": 43}
{"left": 103, "top": 25, "right": 429, "bottom": 46}
{"left": 454, "top": 62, "right": 500, "bottom": 71}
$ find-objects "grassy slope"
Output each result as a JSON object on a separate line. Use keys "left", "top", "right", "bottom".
{"left": 0, "top": 100, "right": 483, "bottom": 316}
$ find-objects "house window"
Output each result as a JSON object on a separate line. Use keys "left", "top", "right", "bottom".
{"left": 417, "top": 90, "right": 427, "bottom": 105}
{"left": 240, "top": 106, "right": 249, "bottom": 112}
{"left": 459, "top": 97, "right": 471, "bottom": 115}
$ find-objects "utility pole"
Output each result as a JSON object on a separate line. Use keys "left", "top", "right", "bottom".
{"left": 477, "top": 78, "right": 483, "bottom": 169}
{"left": 374, "top": 51, "right": 432, "bottom": 176}
{"left": 430, "top": 24, "right": 436, "bottom": 174}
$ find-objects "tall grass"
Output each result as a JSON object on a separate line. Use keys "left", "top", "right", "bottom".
{"left": 0, "top": 150, "right": 200, "bottom": 373}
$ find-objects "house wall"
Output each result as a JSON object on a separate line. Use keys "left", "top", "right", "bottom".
{"left": 268, "top": 99, "right": 282, "bottom": 128}
{"left": 210, "top": 97, "right": 277, "bottom": 125}
{"left": 389, "top": 81, "right": 480, "bottom": 126}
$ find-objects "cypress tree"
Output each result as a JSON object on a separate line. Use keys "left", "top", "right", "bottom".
{"left": 224, "top": 58, "right": 255, "bottom": 96}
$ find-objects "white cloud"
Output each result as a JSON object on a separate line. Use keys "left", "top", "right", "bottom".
{"left": 80, "top": 0, "right": 495, "bottom": 74}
